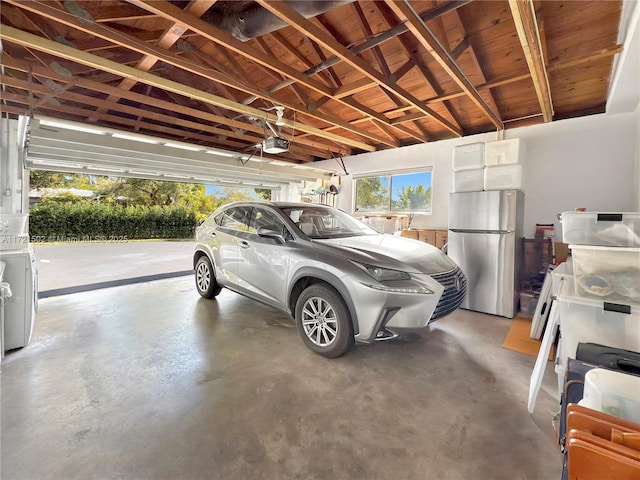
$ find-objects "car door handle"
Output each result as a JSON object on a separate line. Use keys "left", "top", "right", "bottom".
{"left": 239, "top": 240, "right": 250, "bottom": 249}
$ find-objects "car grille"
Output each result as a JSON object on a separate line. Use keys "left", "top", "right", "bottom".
{"left": 430, "top": 266, "right": 467, "bottom": 321}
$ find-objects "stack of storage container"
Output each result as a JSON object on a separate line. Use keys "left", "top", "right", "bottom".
{"left": 451, "top": 142, "right": 484, "bottom": 192}
{"left": 554, "top": 211, "right": 640, "bottom": 477}
{"left": 484, "top": 138, "right": 525, "bottom": 190}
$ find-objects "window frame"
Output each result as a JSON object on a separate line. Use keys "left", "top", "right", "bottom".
{"left": 353, "top": 168, "right": 433, "bottom": 215}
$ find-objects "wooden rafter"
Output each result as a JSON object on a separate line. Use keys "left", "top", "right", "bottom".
{"left": 0, "top": 26, "right": 376, "bottom": 153}
{"left": 445, "top": 9, "right": 502, "bottom": 121}
{"left": 89, "top": 0, "right": 218, "bottom": 121}
{"left": 254, "top": 0, "right": 461, "bottom": 138}
{"left": 2, "top": 0, "right": 385, "bottom": 150}
{"left": 508, "top": 0, "right": 554, "bottom": 122}
{"left": 384, "top": 0, "right": 503, "bottom": 131}
{"left": 387, "top": 44, "right": 623, "bottom": 124}
{"left": 0, "top": 57, "right": 336, "bottom": 159}
{"left": 121, "top": 2, "right": 400, "bottom": 148}
{"left": 374, "top": 1, "right": 463, "bottom": 135}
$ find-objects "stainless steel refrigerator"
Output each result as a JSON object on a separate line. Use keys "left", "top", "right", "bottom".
{"left": 448, "top": 190, "right": 524, "bottom": 318}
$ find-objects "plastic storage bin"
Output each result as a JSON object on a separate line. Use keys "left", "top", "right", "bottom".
{"left": 561, "top": 211, "right": 640, "bottom": 247}
{"left": 519, "top": 291, "right": 539, "bottom": 316}
{"left": 484, "top": 164, "right": 523, "bottom": 190}
{"left": 556, "top": 281, "right": 640, "bottom": 368}
{"left": 0, "top": 213, "right": 28, "bottom": 235}
{"left": 551, "top": 261, "right": 574, "bottom": 296}
{"left": 452, "top": 143, "right": 485, "bottom": 171}
{"left": 452, "top": 168, "right": 484, "bottom": 193}
{"left": 582, "top": 368, "right": 640, "bottom": 423}
{"left": 570, "top": 245, "right": 640, "bottom": 304}
{"left": 484, "top": 138, "right": 525, "bottom": 166}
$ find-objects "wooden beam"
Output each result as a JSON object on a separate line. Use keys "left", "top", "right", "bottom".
{"left": 508, "top": 0, "right": 554, "bottom": 122}
{"left": 447, "top": 9, "right": 502, "bottom": 120}
{"left": 6, "top": 0, "right": 387, "bottom": 144}
{"left": 2, "top": 1, "right": 386, "bottom": 149}
{"left": 1, "top": 55, "right": 351, "bottom": 156}
{"left": 89, "top": 0, "right": 218, "bottom": 121}
{"left": 450, "top": 37, "right": 470, "bottom": 60}
{"left": 119, "top": 0, "right": 394, "bottom": 147}
{"left": 374, "top": 1, "right": 462, "bottom": 134}
{"left": 0, "top": 26, "right": 376, "bottom": 152}
{"left": 384, "top": 0, "right": 503, "bottom": 131}
{"left": 387, "top": 44, "right": 622, "bottom": 124}
{"left": 254, "top": 0, "right": 462, "bottom": 137}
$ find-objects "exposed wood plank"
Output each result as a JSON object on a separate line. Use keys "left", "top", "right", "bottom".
{"left": 384, "top": 0, "right": 503, "bottom": 131}
{"left": 241, "top": 0, "right": 472, "bottom": 101}
{"left": 509, "top": 0, "right": 554, "bottom": 122}
{"left": 350, "top": 2, "right": 402, "bottom": 143}
{"left": 307, "top": 38, "right": 342, "bottom": 88}
{"left": 255, "top": 0, "right": 462, "bottom": 137}
{"left": 451, "top": 37, "right": 470, "bottom": 60}
{"left": 89, "top": 0, "right": 217, "bottom": 121}
{"left": 120, "top": 0, "right": 394, "bottom": 147}
{"left": 388, "top": 44, "right": 622, "bottom": 124}
{"left": 1, "top": 55, "right": 350, "bottom": 156}
{"left": 374, "top": 1, "right": 462, "bottom": 134}
{"left": 1, "top": 84, "right": 321, "bottom": 162}
{"left": 0, "top": 27, "right": 376, "bottom": 152}
{"left": 334, "top": 78, "right": 374, "bottom": 99}
{"left": 2, "top": 0, "right": 385, "bottom": 149}
{"left": 447, "top": 9, "right": 502, "bottom": 121}
{"left": 127, "top": 0, "right": 333, "bottom": 96}
{"left": 92, "top": 4, "right": 157, "bottom": 23}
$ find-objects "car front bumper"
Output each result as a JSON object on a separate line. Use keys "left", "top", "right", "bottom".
{"left": 348, "top": 273, "right": 446, "bottom": 342}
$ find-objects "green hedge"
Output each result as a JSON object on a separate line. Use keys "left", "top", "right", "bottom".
{"left": 29, "top": 200, "right": 197, "bottom": 240}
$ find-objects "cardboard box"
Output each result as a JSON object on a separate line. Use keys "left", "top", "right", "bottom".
{"left": 435, "top": 230, "right": 448, "bottom": 249}
{"left": 401, "top": 229, "right": 419, "bottom": 240}
{"left": 555, "top": 242, "right": 570, "bottom": 264}
{"left": 522, "top": 238, "right": 553, "bottom": 278}
{"left": 418, "top": 230, "right": 436, "bottom": 245}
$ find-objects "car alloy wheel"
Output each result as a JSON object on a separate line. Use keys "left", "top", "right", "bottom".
{"left": 194, "top": 255, "right": 222, "bottom": 299}
{"left": 196, "top": 260, "right": 210, "bottom": 292}
{"left": 295, "top": 284, "right": 354, "bottom": 358}
{"left": 301, "top": 296, "right": 339, "bottom": 347}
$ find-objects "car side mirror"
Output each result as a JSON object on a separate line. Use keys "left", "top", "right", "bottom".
{"left": 257, "top": 225, "right": 286, "bottom": 244}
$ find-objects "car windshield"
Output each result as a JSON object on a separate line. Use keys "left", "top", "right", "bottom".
{"left": 280, "top": 205, "right": 378, "bottom": 239}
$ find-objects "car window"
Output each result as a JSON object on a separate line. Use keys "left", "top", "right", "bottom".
{"left": 281, "top": 206, "right": 377, "bottom": 239}
{"left": 250, "top": 207, "right": 294, "bottom": 241}
{"left": 219, "top": 206, "right": 252, "bottom": 232}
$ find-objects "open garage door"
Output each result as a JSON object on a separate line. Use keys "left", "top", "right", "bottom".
{"left": 20, "top": 115, "right": 335, "bottom": 191}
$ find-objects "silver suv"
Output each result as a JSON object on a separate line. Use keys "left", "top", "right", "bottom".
{"left": 194, "top": 202, "right": 466, "bottom": 357}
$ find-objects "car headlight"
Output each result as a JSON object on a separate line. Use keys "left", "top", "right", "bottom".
{"left": 351, "top": 261, "right": 411, "bottom": 282}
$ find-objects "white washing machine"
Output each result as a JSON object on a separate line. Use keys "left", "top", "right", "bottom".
{"left": 0, "top": 240, "right": 38, "bottom": 352}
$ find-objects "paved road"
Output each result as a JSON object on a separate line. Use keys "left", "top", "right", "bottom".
{"left": 34, "top": 241, "right": 194, "bottom": 296}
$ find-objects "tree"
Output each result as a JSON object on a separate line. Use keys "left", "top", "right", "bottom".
{"left": 355, "top": 177, "right": 389, "bottom": 211}
{"left": 392, "top": 184, "right": 431, "bottom": 211}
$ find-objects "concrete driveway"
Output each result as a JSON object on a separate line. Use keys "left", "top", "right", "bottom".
{"left": 34, "top": 241, "right": 194, "bottom": 297}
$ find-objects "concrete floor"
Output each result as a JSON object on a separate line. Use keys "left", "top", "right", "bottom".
{"left": 34, "top": 241, "right": 193, "bottom": 294}
{"left": 1, "top": 277, "right": 562, "bottom": 479}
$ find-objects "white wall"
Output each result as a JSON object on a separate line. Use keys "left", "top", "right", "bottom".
{"left": 315, "top": 112, "right": 637, "bottom": 238}
{"left": 635, "top": 104, "right": 640, "bottom": 211}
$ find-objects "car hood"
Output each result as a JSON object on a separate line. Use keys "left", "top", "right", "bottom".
{"left": 313, "top": 234, "right": 456, "bottom": 275}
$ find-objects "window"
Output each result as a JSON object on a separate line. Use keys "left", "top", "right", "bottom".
{"left": 355, "top": 170, "right": 432, "bottom": 214}
{"left": 249, "top": 207, "right": 293, "bottom": 241}
{"left": 218, "top": 206, "right": 252, "bottom": 231}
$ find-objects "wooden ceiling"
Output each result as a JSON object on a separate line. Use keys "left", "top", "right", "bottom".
{"left": 0, "top": 1, "right": 624, "bottom": 163}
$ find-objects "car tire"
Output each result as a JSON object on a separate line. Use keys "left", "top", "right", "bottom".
{"left": 195, "top": 255, "right": 222, "bottom": 299}
{"left": 295, "top": 284, "right": 354, "bottom": 358}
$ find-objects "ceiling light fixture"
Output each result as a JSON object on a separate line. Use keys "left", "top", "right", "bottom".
{"left": 112, "top": 133, "right": 159, "bottom": 144}
{"left": 205, "top": 149, "right": 236, "bottom": 158}
{"left": 164, "top": 142, "right": 201, "bottom": 152}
